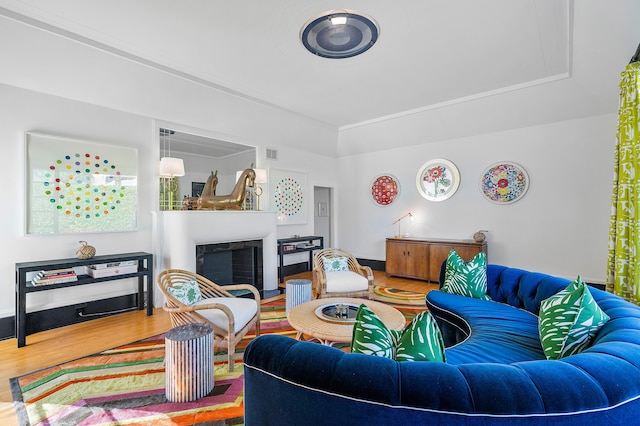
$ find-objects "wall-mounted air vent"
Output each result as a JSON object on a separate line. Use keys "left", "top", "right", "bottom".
{"left": 266, "top": 148, "right": 278, "bottom": 160}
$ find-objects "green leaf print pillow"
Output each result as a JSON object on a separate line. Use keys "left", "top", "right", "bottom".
{"left": 442, "top": 249, "right": 490, "bottom": 300}
{"left": 538, "top": 276, "right": 610, "bottom": 360}
{"left": 351, "top": 304, "right": 446, "bottom": 362}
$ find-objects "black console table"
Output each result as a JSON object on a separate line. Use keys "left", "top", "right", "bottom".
{"left": 15, "top": 252, "right": 153, "bottom": 347}
{"left": 277, "top": 236, "right": 324, "bottom": 283}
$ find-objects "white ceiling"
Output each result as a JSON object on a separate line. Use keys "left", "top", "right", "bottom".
{"left": 0, "top": 0, "right": 570, "bottom": 130}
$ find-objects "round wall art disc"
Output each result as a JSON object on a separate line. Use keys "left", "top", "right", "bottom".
{"left": 416, "top": 159, "right": 460, "bottom": 201}
{"left": 480, "top": 162, "right": 529, "bottom": 204}
{"left": 274, "top": 177, "right": 304, "bottom": 216}
{"left": 370, "top": 174, "right": 400, "bottom": 206}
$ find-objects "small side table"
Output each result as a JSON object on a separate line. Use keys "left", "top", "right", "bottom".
{"left": 286, "top": 279, "right": 312, "bottom": 314}
{"left": 165, "top": 323, "right": 214, "bottom": 402}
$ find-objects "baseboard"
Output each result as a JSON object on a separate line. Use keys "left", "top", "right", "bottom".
{"left": 280, "top": 262, "right": 312, "bottom": 277}
{"left": 356, "top": 258, "right": 385, "bottom": 272}
{"left": 0, "top": 293, "right": 140, "bottom": 342}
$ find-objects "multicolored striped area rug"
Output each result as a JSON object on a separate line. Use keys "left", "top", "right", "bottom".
{"left": 10, "top": 299, "right": 294, "bottom": 426}
{"left": 10, "top": 297, "right": 424, "bottom": 425}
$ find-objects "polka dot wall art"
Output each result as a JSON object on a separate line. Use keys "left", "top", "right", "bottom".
{"left": 26, "top": 133, "right": 138, "bottom": 234}
{"left": 269, "top": 169, "right": 308, "bottom": 225}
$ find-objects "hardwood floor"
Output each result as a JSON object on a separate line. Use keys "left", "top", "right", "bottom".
{"left": 0, "top": 270, "right": 436, "bottom": 425}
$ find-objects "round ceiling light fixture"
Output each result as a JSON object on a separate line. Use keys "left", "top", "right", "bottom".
{"left": 300, "top": 10, "right": 379, "bottom": 59}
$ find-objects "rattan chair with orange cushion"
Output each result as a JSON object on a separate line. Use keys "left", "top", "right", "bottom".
{"left": 158, "top": 269, "right": 260, "bottom": 372}
{"left": 312, "top": 248, "right": 374, "bottom": 299}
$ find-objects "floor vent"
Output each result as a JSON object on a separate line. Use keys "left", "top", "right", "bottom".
{"left": 266, "top": 148, "right": 278, "bottom": 160}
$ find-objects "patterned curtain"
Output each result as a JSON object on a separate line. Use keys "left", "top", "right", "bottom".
{"left": 607, "top": 62, "right": 640, "bottom": 303}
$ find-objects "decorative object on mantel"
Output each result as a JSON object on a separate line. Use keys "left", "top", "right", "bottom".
{"left": 197, "top": 168, "right": 255, "bottom": 210}
{"left": 416, "top": 158, "right": 460, "bottom": 202}
{"left": 253, "top": 169, "right": 268, "bottom": 211}
{"left": 76, "top": 240, "right": 96, "bottom": 259}
{"left": 393, "top": 212, "right": 413, "bottom": 238}
{"left": 480, "top": 162, "right": 529, "bottom": 204}
{"left": 182, "top": 170, "right": 217, "bottom": 210}
{"left": 473, "top": 230, "right": 488, "bottom": 242}
{"left": 371, "top": 174, "right": 400, "bottom": 206}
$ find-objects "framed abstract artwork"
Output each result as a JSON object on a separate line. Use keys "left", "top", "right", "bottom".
{"left": 416, "top": 159, "right": 460, "bottom": 201}
{"left": 370, "top": 174, "right": 400, "bottom": 206}
{"left": 25, "top": 132, "right": 138, "bottom": 234}
{"left": 269, "top": 168, "right": 307, "bottom": 225}
{"left": 480, "top": 162, "right": 529, "bottom": 204}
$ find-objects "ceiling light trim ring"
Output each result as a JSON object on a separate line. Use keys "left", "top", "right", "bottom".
{"left": 301, "top": 11, "right": 379, "bottom": 59}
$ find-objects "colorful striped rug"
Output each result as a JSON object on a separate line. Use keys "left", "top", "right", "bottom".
{"left": 10, "top": 299, "right": 294, "bottom": 426}
{"left": 10, "top": 298, "right": 422, "bottom": 425}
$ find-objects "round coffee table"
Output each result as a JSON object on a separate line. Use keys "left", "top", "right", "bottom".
{"left": 287, "top": 297, "right": 406, "bottom": 346}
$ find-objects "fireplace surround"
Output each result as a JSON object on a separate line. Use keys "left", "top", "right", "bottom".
{"left": 156, "top": 210, "right": 278, "bottom": 307}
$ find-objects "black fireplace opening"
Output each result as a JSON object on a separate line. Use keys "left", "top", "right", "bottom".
{"left": 196, "top": 240, "right": 263, "bottom": 293}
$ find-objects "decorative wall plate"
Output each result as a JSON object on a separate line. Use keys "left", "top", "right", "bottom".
{"left": 416, "top": 159, "right": 460, "bottom": 201}
{"left": 370, "top": 174, "right": 400, "bottom": 206}
{"left": 480, "top": 162, "right": 529, "bottom": 204}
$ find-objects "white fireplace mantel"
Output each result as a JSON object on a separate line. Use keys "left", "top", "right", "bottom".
{"left": 156, "top": 210, "right": 278, "bottom": 305}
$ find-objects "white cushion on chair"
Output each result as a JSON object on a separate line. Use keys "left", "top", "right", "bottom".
{"left": 325, "top": 271, "right": 369, "bottom": 293}
{"left": 194, "top": 297, "right": 258, "bottom": 333}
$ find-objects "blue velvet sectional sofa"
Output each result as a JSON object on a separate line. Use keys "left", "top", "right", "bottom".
{"left": 243, "top": 264, "right": 640, "bottom": 425}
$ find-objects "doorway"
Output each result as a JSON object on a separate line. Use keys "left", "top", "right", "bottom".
{"left": 314, "top": 187, "right": 332, "bottom": 248}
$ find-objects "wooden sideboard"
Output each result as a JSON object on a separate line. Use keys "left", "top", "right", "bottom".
{"left": 386, "top": 238, "right": 487, "bottom": 282}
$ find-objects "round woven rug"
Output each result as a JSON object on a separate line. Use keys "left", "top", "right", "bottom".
{"left": 373, "top": 285, "right": 427, "bottom": 306}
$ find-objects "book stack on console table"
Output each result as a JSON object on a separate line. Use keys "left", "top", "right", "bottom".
{"left": 31, "top": 268, "right": 78, "bottom": 286}
{"left": 85, "top": 260, "right": 138, "bottom": 278}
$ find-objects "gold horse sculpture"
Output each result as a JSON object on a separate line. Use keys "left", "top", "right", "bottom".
{"left": 182, "top": 170, "right": 218, "bottom": 210}
{"left": 197, "top": 168, "right": 256, "bottom": 210}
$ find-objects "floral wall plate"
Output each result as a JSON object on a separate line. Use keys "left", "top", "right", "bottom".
{"left": 480, "top": 162, "right": 529, "bottom": 204}
{"left": 416, "top": 159, "right": 460, "bottom": 201}
{"left": 370, "top": 174, "right": 400, "bottom": 206}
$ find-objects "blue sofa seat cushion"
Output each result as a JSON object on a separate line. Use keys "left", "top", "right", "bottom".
{"left": 426, "top": 290, "right": 545, "bottom": 364}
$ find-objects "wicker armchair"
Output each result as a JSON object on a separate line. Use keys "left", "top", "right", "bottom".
{"left": 312, "top": 248, "right": 374, "bottom": 299}
{"left": 158, "top": 269, "right": 260, "bottom": 372}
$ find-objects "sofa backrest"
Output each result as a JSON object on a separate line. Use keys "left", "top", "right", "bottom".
{"left": 439, "top": 261, "right": 572, "bottom": 315}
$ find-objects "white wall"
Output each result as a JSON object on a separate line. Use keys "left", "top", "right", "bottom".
{"left": 262, "top": 145, "right": 339, "bottom": 267}
{"left": 0, "top": 13, "right": 337, "bottom": 318}
{"left": 0, "top": 83, "right": 154, "bottom": 317}
{"left": 0, "top": 3, "right": 632, "bottom": 322}
{"left": 0, "top": 82, "right": 337, "bottom": 317}
{"left": 337, "top": 114, "right": 617, "bottom": 284}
